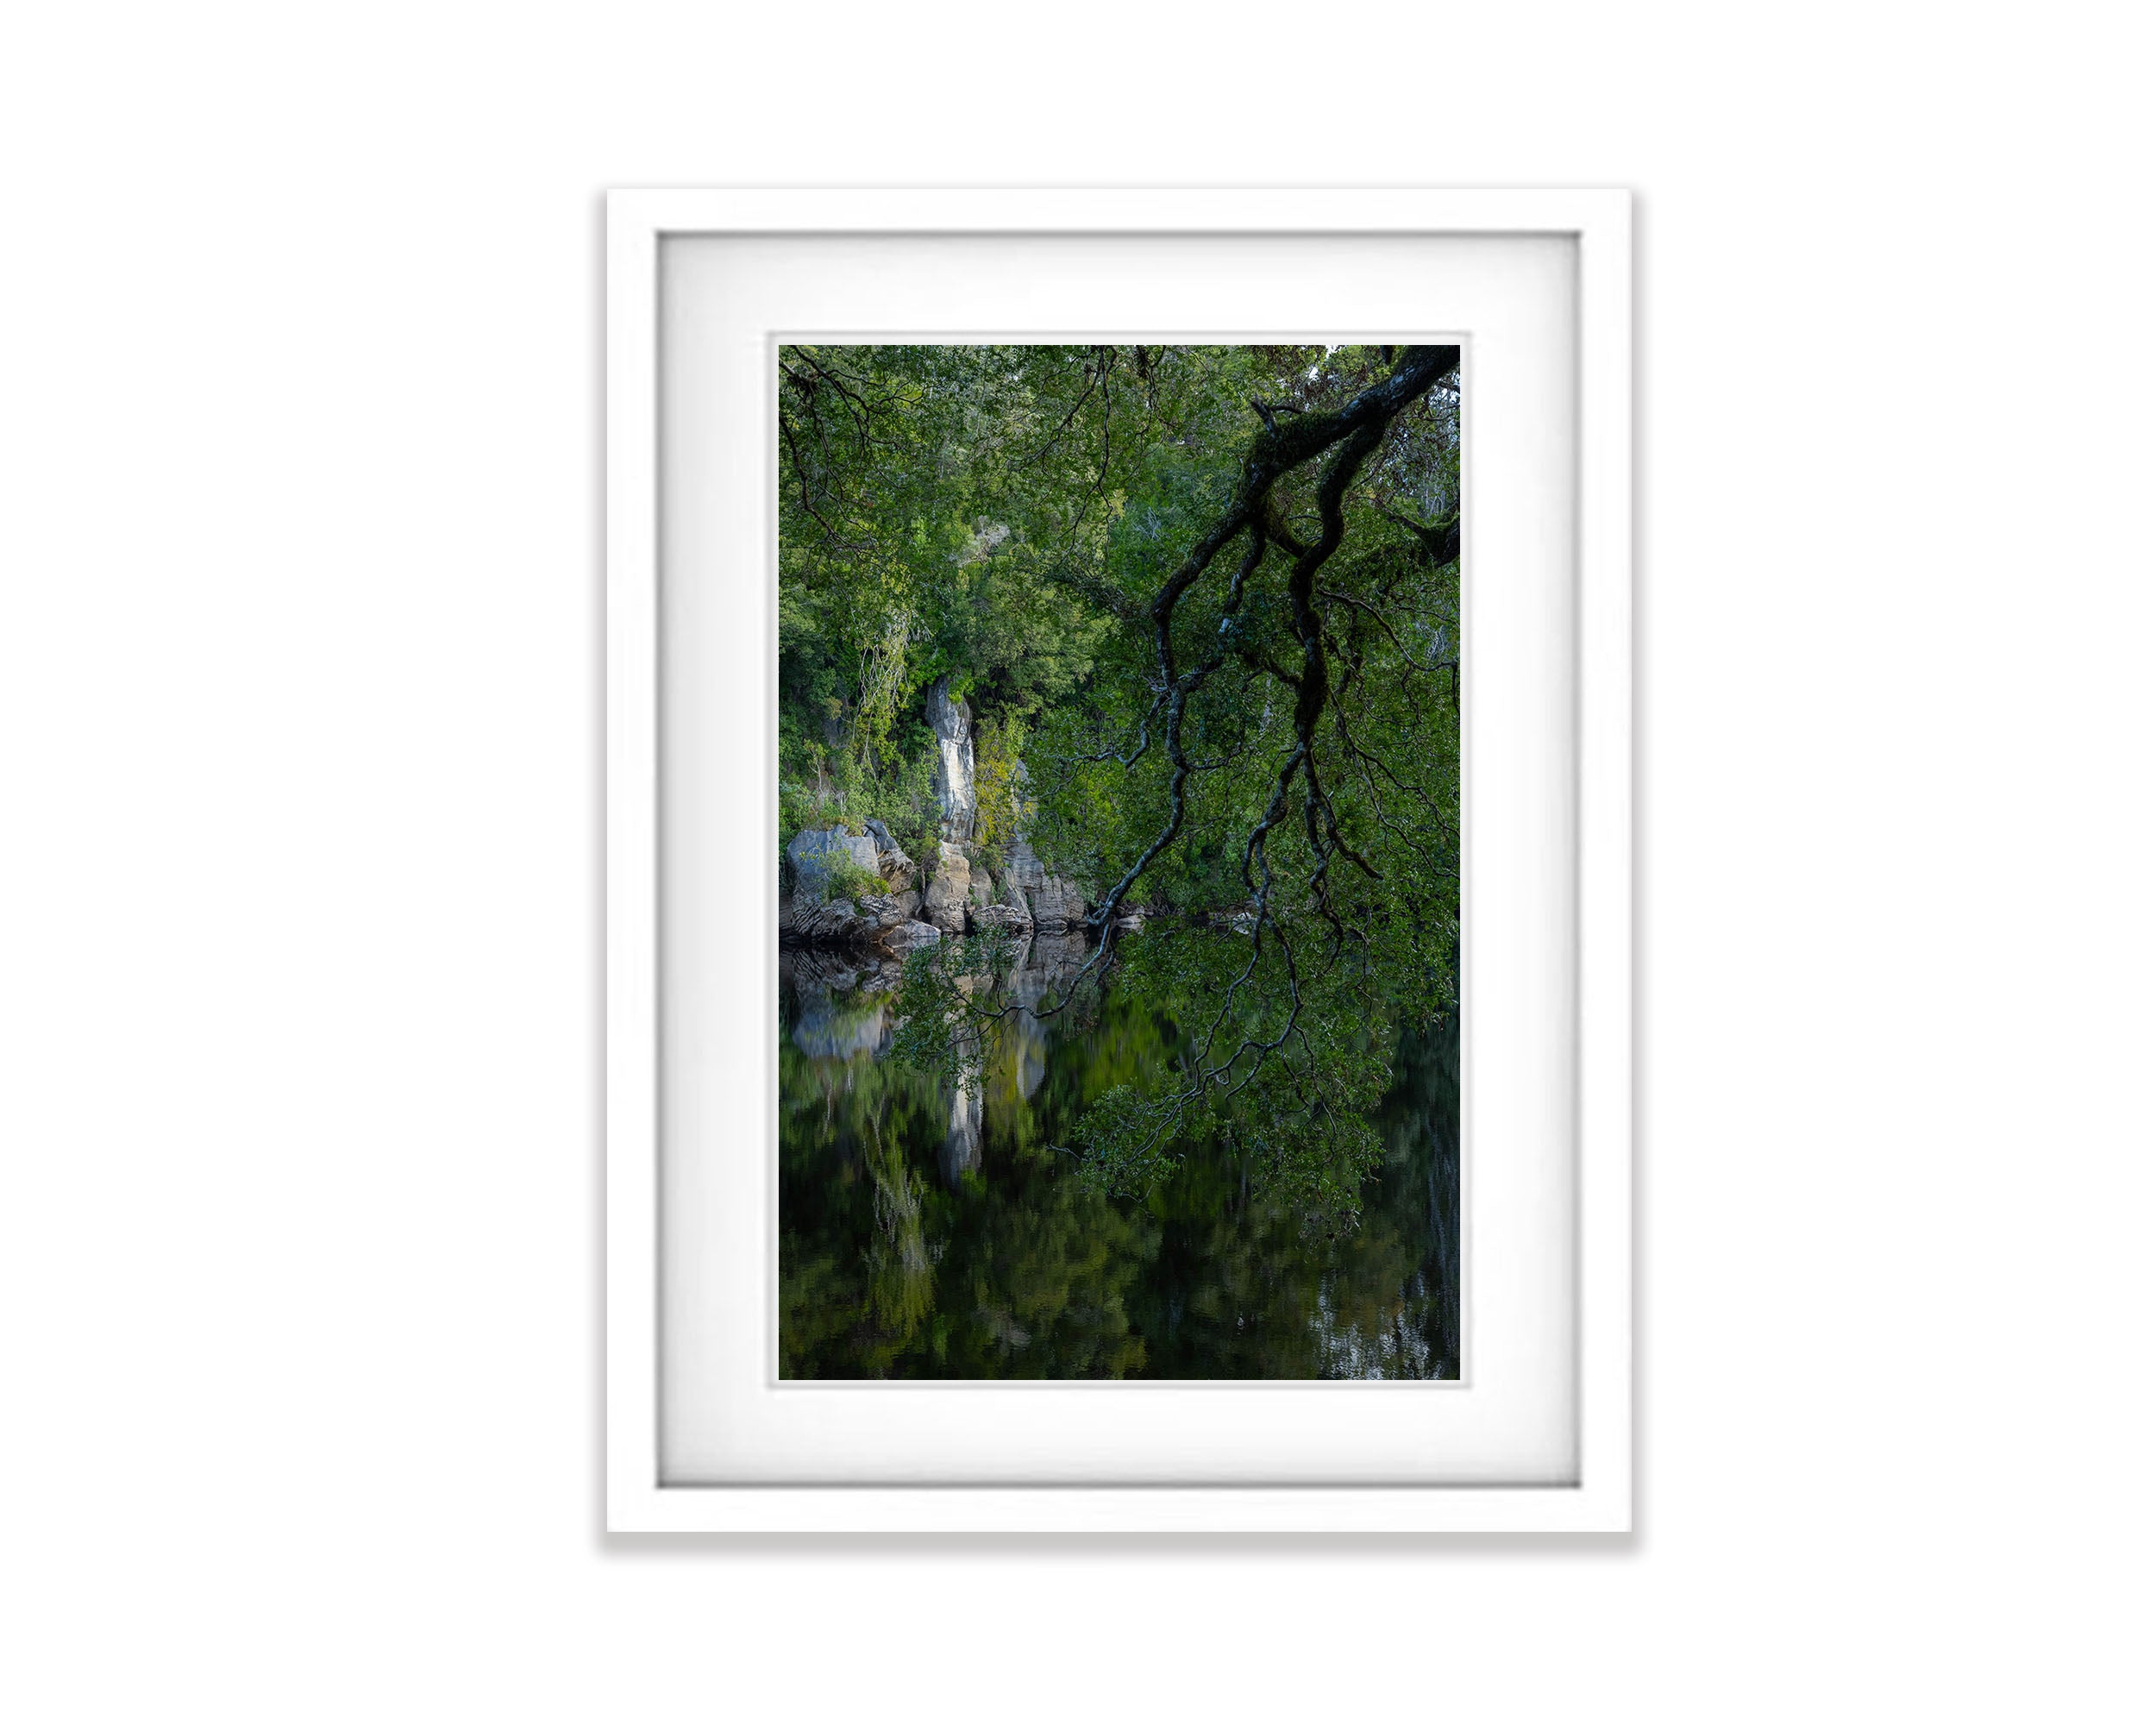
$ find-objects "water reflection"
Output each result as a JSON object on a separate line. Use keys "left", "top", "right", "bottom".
{"left": 778, "top": 938, "right": 1459, "bottom": 1379}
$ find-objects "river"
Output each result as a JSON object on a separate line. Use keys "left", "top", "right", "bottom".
{"left": 779, "top": 934, "right": 1459, "bottom": 1379}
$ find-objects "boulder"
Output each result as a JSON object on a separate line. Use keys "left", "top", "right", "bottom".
{"left": 922, "top": 841, "right": 972, "bottom": 935}
{"left": 967, "top": 902, "right": 1031, "bottom": 936}
{"left": 1025, "top": 876, "right": 1088, "bottom": 931}
{"left": 786, "top": 826, "right": 878, "bottom": 905}
{"left": 862, "top": 819, "right": 918, "bottom": 888}
{"left": 1000, "top": 836, "right": 1087, "bottom": 932}
{"left": 781, "top": 889, "right": 918, "bottom": 950}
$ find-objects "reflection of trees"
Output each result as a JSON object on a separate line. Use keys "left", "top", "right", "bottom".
{"left": 779, "top": 952, "right": 1457, "bottom": 1379}
{"left": 862, "top": 1113, "right": 934, "bottom": 1343}
{"left": 1138, "top": 1014, "right": 1458, "bottom": 1379}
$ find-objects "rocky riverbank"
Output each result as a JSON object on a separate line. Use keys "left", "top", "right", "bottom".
{"left": 780, "top": 825, "right": 1101, "bottom": 954}
{"left": 780, "top": 675, "right": 1127, "bottom": 955}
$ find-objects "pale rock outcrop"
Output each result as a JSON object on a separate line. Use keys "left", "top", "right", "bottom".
{"left": 1028, "top": 877, "right": 1090, "bottom": 931}
{"left": 967, "top": 901, "right": 1031, "bottom": 936}
{"left": 782, "top": 889, "right": 917, "bottom": 948}
{"left": 781, "top": 825, "right": 935, "bottom": 951}
{"left": 862, "top": 818, "right": 918, "bottom": 890}
{"left": 922, "top": 841, "right": 973, "bottom": 935}
{"left": 925, "top": 677, "right": 975, "bottom": 840}
{"left": 1003, "top": 836, "right": 1089, "bottom": 932}
{"left": 786, "top": 826, "right": 879, "bottom": 904}
{"left": 968, "top": 864, "right": 1037, "bottom": 933}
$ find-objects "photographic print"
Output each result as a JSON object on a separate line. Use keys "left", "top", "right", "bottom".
{"left": 777, "top": 342, "right": 1461, "bottom": 1380}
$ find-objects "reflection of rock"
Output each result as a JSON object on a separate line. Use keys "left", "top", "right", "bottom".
{"left": 885, "top": 919, "right": 942, "bottom": 951}
{"left": 786, "top": 826, "right": 878, "bottom": 904}
{"left": 1017, "top": 932, "right": 1093, "bottom": 999}
{"left": 780, "top": 946, "right": 860, "bottom": 995}
{"left": 926, "top": 677, "right": 975, "bottom": 841}
{"left": 922, "top": 842, "right": 972, "bottom": 934}
{"left": 856, "top": 957, "right": 907, "bottom": 993}
{"left": 781, "top": 947, "right": 893, "bottom": 1060}
{"left": 1005, "top": 932, "right": 1092, "bottom": 1101}
{"left": 940, "top": 1076, "right": 981, "bottom": 1187}
{"left": 1007, "top": 1007, "right": 1047, "bottom": 1102}
{"left": 791, "top": 994, "right": 890, "bottom": 1061}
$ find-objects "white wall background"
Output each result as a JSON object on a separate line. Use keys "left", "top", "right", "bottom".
{"left": 2, "top": 4, "right": 2148, "bottom": 1720}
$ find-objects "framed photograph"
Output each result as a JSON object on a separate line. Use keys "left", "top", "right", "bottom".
{"left": 607, "top": 189, "right": 1631, "bottom": 1533}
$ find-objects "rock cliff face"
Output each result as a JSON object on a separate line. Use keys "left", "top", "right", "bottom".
{"left": 1003, "top": 836, "right": 1089, "bottom": 932}
{"left": 921, "top": 841, "right": 973, "bottom": 934}
{"left": 782, "top": 777, "right": 1103, "bottom": 949}
{"left": 925, "top": 676, "right": 975, "bottom": 840}
{"left": 860, "top": 818, "right": 917, "bottom": 887}
{"left": 780, "top": 825, "right": 936, "bottom": 953}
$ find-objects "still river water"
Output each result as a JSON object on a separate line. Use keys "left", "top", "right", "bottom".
{"left": 779, "top": 933, "right": 1459, "bottom": 1379}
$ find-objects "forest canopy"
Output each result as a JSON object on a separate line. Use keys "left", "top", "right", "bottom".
{"left": 779, "top": 342, "right": 1461, "bottom": 1230}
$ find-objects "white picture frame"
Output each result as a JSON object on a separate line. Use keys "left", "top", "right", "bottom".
{"left": 607, "top": 188, "right": 1632, "bottom": 1534}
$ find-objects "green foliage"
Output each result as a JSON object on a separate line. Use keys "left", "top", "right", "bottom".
{"left": 820, "top": 853, "right": 888, "bottom": 903}
{"left": 970, "top": 712, "right": 1031, "bottom": 857}
{"left": 780, "top": 342, "right": 1462, "bottom": 1232}
{"left": 887, "top": 928, "right": 1027, "bottom": 1087}
{"left": 779, "top": 718, "right": 940, "bottom": 863}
